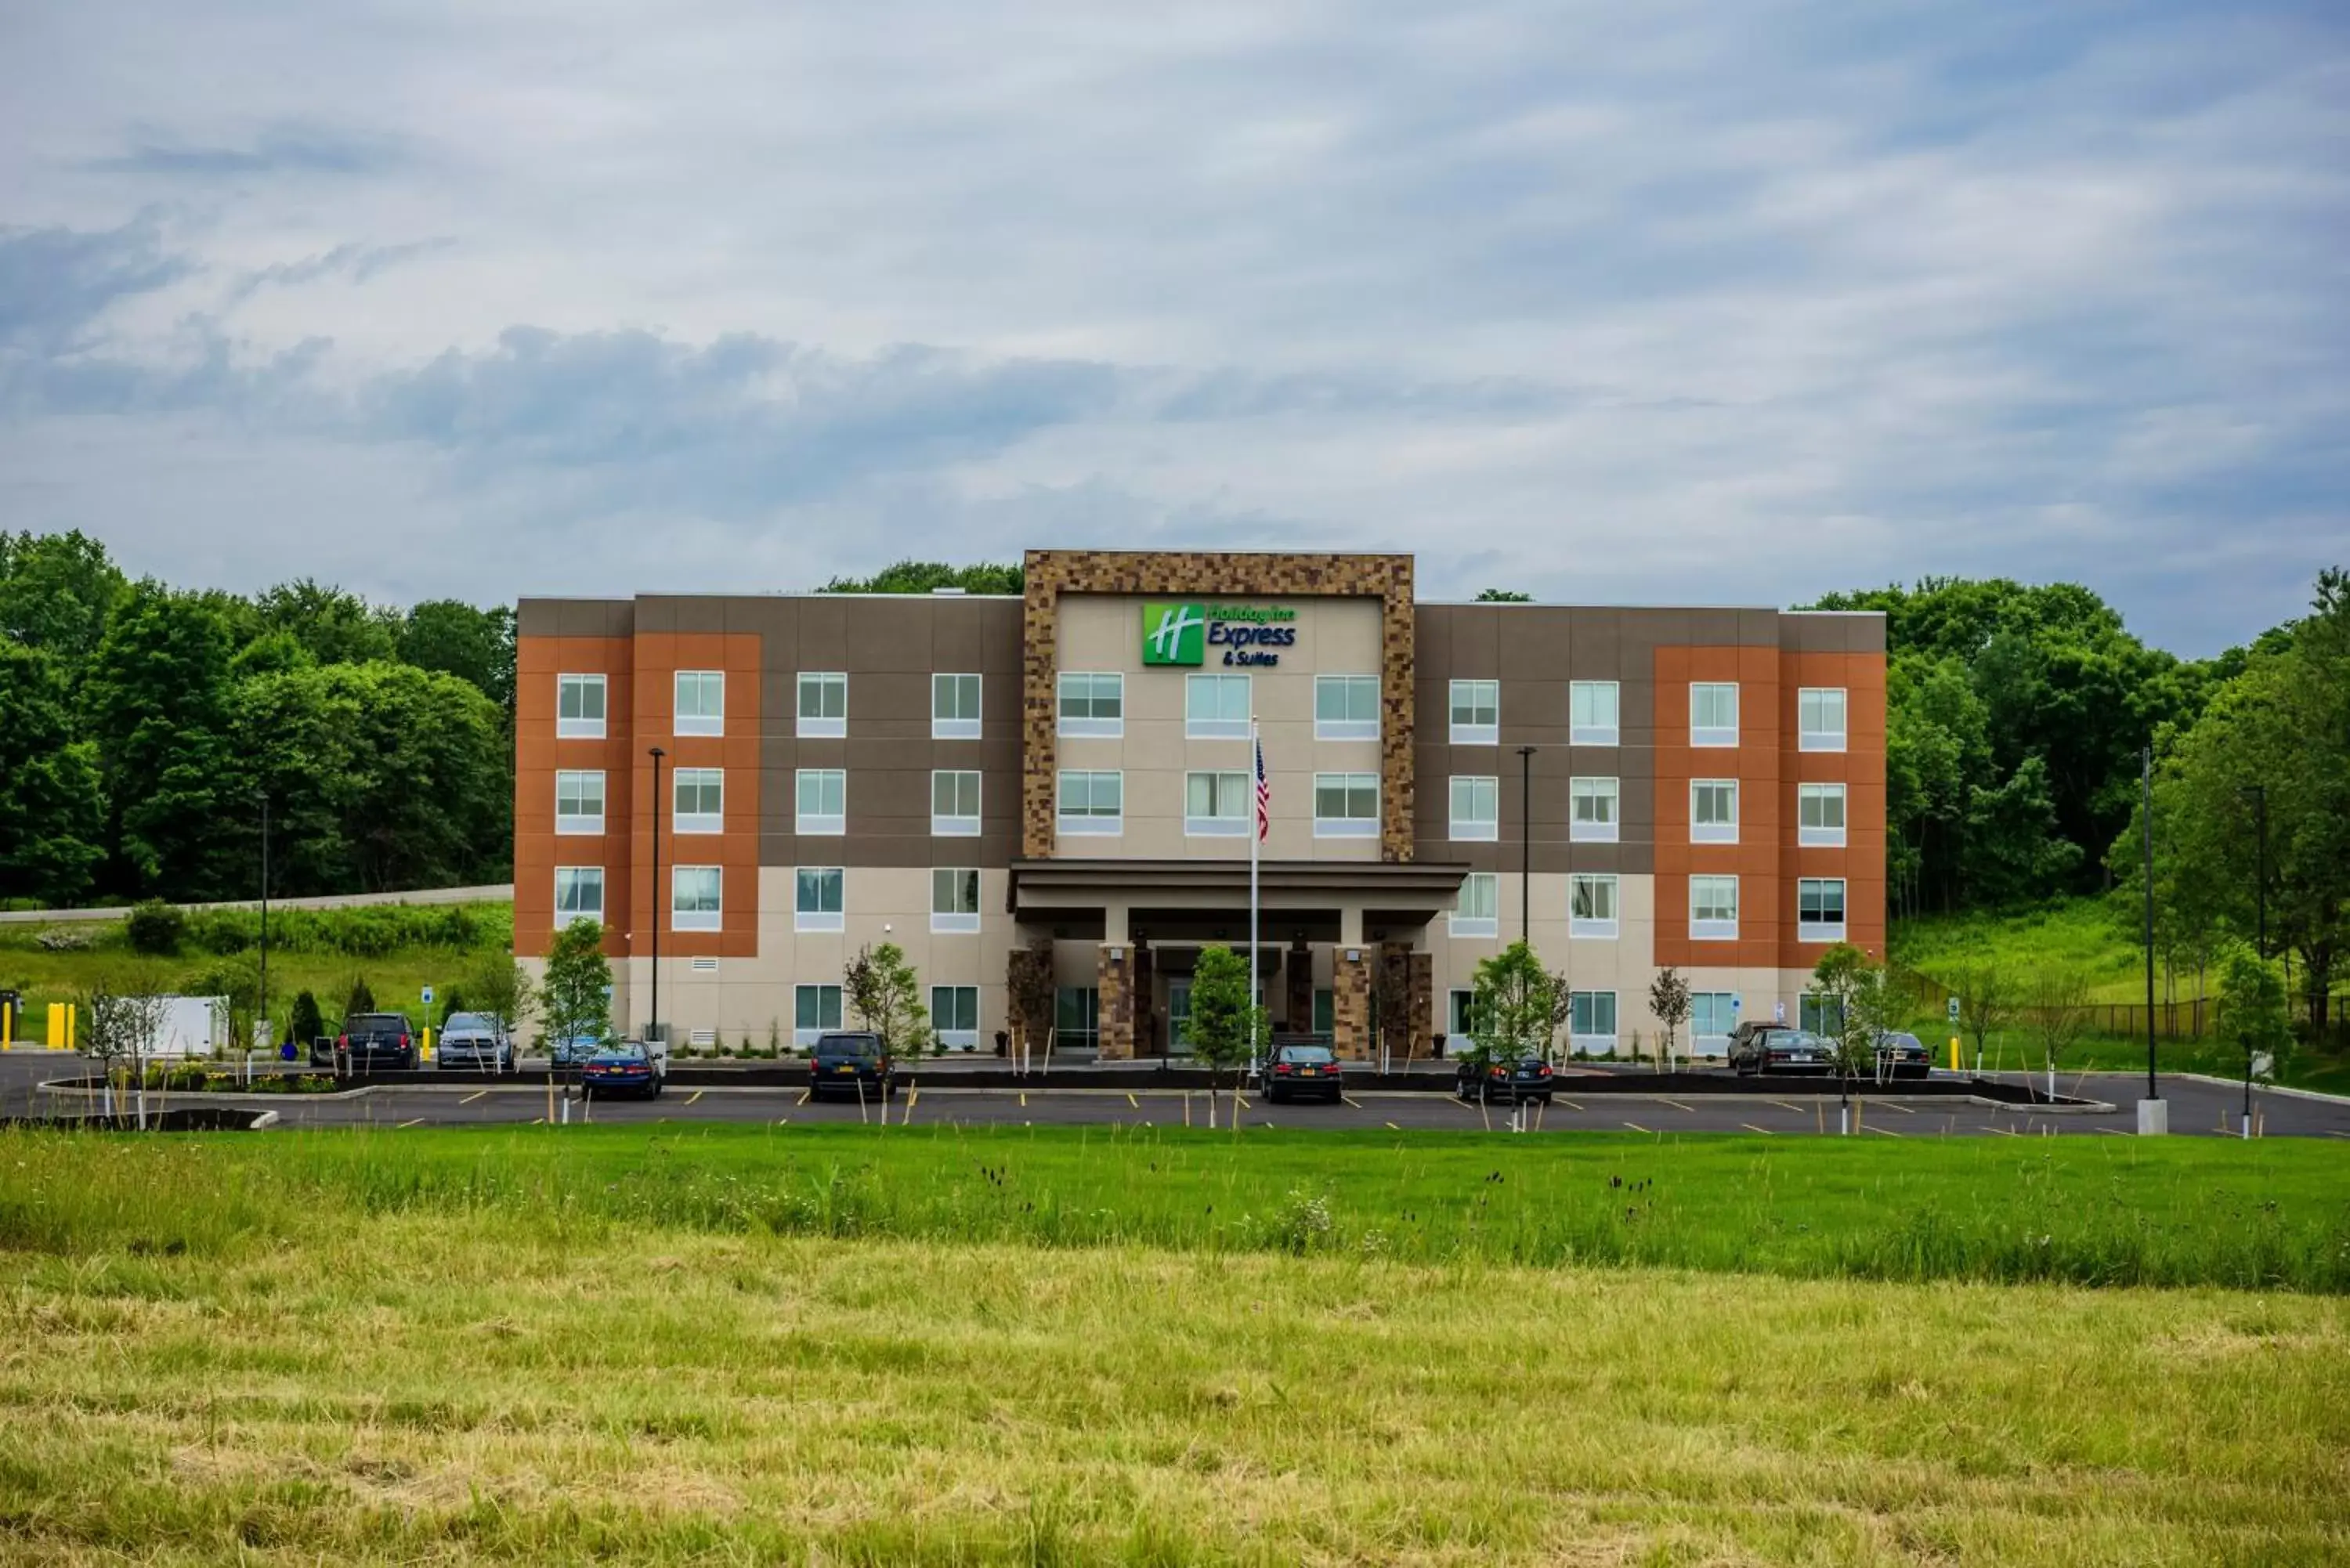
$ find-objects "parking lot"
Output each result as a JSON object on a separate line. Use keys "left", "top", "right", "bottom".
{"left": 9, "top": 1051, "right": 2348, "bottom": 1138}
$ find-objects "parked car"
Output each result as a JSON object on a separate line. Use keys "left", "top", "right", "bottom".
{"left": 1730, "top": 1028, "right": 1835, "bottom": 1076}
{"left": 436, "top": 1012, "right": 515, "bottom": 1072}
{"left": 1873, "top": 1030, "right": 1933, "bottom": 1080}
{"left": 334, "top": 1012, "right": 418, "bottom": 1072}
{"left": 549, "top": 1034, "right": 604, "bottom": 1066}
{"left": 808, "top": 1031, "right": 895, "bottom": 1100}
{"left": 1455, "top": 1054, "right": 1556, "bottom": 1104}
{"left": 580, "top": 1042, "right": 662, "bottom": 1099}
{"left": 1263, "top": 1042, "right": 1344, "bottom": 1104}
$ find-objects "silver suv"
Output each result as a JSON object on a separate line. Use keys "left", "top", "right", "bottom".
{"left": 437, "top": 1012, "right": 515, "bottom": 1071}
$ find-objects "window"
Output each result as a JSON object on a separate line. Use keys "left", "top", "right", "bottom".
{"left": 1801, "top": 993, "right": 1845, "bottom": 1035}
{"left": 931, "top": 868, "right": 981, "bottom": 933}
{"left": 1799, "top": 782, "right": 1847, "bottom": 847}
{"left": 1314, "top": 674, "right": 1379, "bottom": 741}
{"left": 1569, "top": 991, "right": 1618, "bottom": 1052}
{"left": 1185, "top": 674, "right": 1252, "bottom": 739}
{"left": 1167, "top": 980, "right": 1195, "bottom": 1052}
{"left": 674, "top": 768, "right": 724, "bottom": 834}
{"left": 1569, "top": 873, "right": 1618, "bottom": 938}
{"left": 931, "top": 985, "right": 980, "bottom": 1050}
{"left": 1571, "top": 681, "right": 1619, "bottom": 746}
{"left": 1448, "top": 989, "right": 1477, "bottom": 1038}
{"left": 1054, "top": 987, "right": 1100, "bottom": 1051}
{"left": 1570, "top": 776, "right": 1619, "bottom": 843}
{"left": 795, "top": 671, "right": 845, "bottom": 738}
{"left": 554, "top": 866, "right": 604, "bottom": 923}
{"left": 672, "top": 865, "right": 721, "bottom": 931}
{"left": 1312, "top": 989, "right": 1335, "bottom": 1035}
{"left": 1690, "top": 875, "right": 1739, "bottom": 940}
{"left": 1449, "top": 775, "right": 1499, "bottom": 841}
{"left": 676, "top": 670, "right": 725, "bottom": 736}
{"left": 1448, "top": 679, "right": 1499, "bottom": 745}
{"left": 931, "top": 770, "right": 981, "bottom": 836}
{"left": 1184, "top": 771, "right": 1251, "bottom": 836}
{"left": 1057, "top": 770, "right": 1123, "bottom": 835}
{"left": 1692, "top": 992, "right": 1741, "bottom": 1044}
{"left": 1798, "top": 877, "right": 1847, "bottom": 941}
{"left": 1452, "top": 871, "right": 1499, "bottom": 938}
{"left": 1690, "top": 681, "right": 1738, "bottom": 747}
{"left": 556, "top": 674, "right": 606, "bottom": 739}
{"left": 1690, "top": 779, "right": 1737, "bottom": 844}
{"left": 795, "top": 768, "right": 845, "bottom": 835}
{"left": 1799, "top": 688, "right": 1847, "bottom": 753}
{"left": 1313, "top": 773, "right": 1378, "bottom": 837}
{"left": 555, "top": 770, "right": 605, "bottom": 835}
{"left": 794, "top": 984, "right": 843, "bottom": 1045}
{"left": 1058, "top": 672, "right": 1123, "bottom": 738}
{"left": 794, "top": 867, "right": 844, "bottom": 933}
{"left": 933, "top": 674, "right": 982, "bottom": 740}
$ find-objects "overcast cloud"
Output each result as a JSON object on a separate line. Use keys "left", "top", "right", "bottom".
{"left": 1, "top": 1, "right": 2343, "bottom": 653}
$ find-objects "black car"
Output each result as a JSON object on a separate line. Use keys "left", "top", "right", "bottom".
{"left": 580, "top": 1042, "right": 662, "bottom": 1099}
{"left": 1455, "top": 1054, "right": 1556, "bottom": 1104}
{"left": 1873, "top": 1031, "right": 1933, "bottom": 1080}
{"left": 808, "top": 1032, "right": 895, "bottom": 1100}
{"left": 1730, "top": 1028, "right": 1834, "bottom": 1076}
{"left": 1263, "top": 1042, "right": 1344, "bottom": 1104}
{"left": 329, "top": 1012, "right": 418, "bottom": 1071}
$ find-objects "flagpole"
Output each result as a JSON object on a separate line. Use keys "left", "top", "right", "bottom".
{"left": 1249, "top": 714, "right": 1261, "bottom": 1064}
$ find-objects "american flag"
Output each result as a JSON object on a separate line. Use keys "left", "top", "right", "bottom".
{"left": 1254, "top": 735, "right": 1271, "bottom": 841}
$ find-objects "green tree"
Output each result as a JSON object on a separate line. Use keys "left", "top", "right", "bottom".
{"left": 400, "top": 600, "right": 516, "bottom": 714}
{"left": 1473, "top": 588, "right": 1532, "bottom": 602}
{"left": 1810, "top": 944, "right": 1899, "bottom": 1120}
{"left": 2217, "top": 942, "right": 2291, "bottom": 1117}
{"left": 844, "top": 941, "right": 931, "bottom": 1058}
{"left": 465, "top": 953, "right": 533, "bottom": 1046}
{"left": 2023, "top": 966, "right": 2094, "bottom": 1100}
{"left": 1184, "top": 944, "right": 1264, "bottom": 1111}
{"left": 287, "top": 989, "right": 325, "bottom": 1052}
{"left": 1647, "top": 966, "right": 1691, "bottom": 1063}
{"left": 819, "top": 561, "right": 1024, "bottom": 596}
{"left": 0, "top": 642, "right": 104, "bottom": 905}
{"left": 342, "top": 976, "right": 376, "bottom": 1018}
{"left": 1468, "top": 941, "right": 1564, "bottom": 1068}
{"left": 0, "top": 529, "right": 125, "bottom": 684}
{"left": 255, "top": 579, "right": 401, "bottom": 667}
{"left": 81, "top": 582, "right": 239, "bottom": 900}
{"left": 537, "top": 919, "right": 613, "bottom": 1050}
{"left": 1947, "top": 959, "right": 2012, "bottom": 1074}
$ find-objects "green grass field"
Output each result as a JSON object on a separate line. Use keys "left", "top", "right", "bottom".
{"left": 3, "top": 1126, "right": 2348, "bottom": 1564}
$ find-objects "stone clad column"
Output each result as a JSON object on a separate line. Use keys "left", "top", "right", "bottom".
{"left": 1097, "top": 944, "right": 1133, "bottom": 1060}
{"left": 1331, "top": 904, "right": 1370, "bottom": 1059}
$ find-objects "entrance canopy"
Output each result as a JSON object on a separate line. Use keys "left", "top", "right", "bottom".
{"left": 1009, "top": 858, "right": 1470, "bottom": 945}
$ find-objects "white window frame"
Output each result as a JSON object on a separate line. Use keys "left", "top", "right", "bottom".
{"left": 1798, "top": 877, "right": 1848, "bottom": 943}
{"left": 931, "top": 867, "right": 982, "bottom": 934}
{"left": 554, "top": 865, "right": 604, "bottom": 924}
{"left": 1799, "top": 688, "right": 1848, "bottom": 753}
{"left": 673, "top": 767, "right": 724, "bottom": 835}
{"left": 1691, "top": 992, "right": 1740, "bottom": 1051}
{"left": 795, "top": 768, "right": 845, "bottom": 836}
{"left": 795, "top": 671, "right": 846, "bottom": 739}
{"left": 555, "top": 770, "right": 605, "bottom": 836}
{"left": 1447, "top": 988, "right": 1477, "bottom": 1039}
{"left": 1449, "top": 775, "right": 1499, "bottom": 841}
{"left": 1184, "top": 673, "right": 1253, "bottom": 739}
{"left": 1570, "top": 681, "right": 1619, "bottom": 746}
{"left": 1690, "top": 681, "right": 1738, "bottom": 748}
{"left": 1570, "top": 776, "right": 1619, "bottom": 844}
{"left": 1057, "top": 672, "right": 1123, "bottom": 739}
{"left": 932, "top": 673, "right": 982, "bottom": 741}
{"left": 1568, "top": 873, "right": 1618, "bottom": 940}
{"left": 931, "top": 985, "right": 981, "bottom": 1050}
{"left": 556, "top": 674, "right": 606, "bottom": 740}
{"left": 1314, "top": 674, "right": 1379, "bottom": 742}
{"left": 1690, "top": 874, "right": 1740, "bottom": 941}
{"left": 794, "top": 984, "right": 843, "bottom": 1046}
{"left": 1799, "top": 782, "right": 1848, "bottom": 847}
{"left": 1448, "top": 679, "right": 1499, "bottom": 746}
{"left": 1451, "top": 872, "right": 1499, "bottom": 938}
{"left": 676, "top": 670, "right": 725, "bottom": 737}
{"left": 1057, "top": 769, "right": 1123, "bottom": 836}
{"left": 1690, "top": 779, "right": 1738, "bottom": 845}
{"left": 1568, "top": 990, "right": 1618, "bottom": 1054}
{"left": 1312, "top": 772, "right": 1379, "bottom": 839}
{"left": 671, "top": 865, "right": 722, "bottom": 932}
{"left": 931, "top": 769, "right": 982, "bottom": 836}
{"left": 794, "top": 866, "right": 844, "bottom": 933}
{"left": 1184, "top": 771, "right": 1251, "bottom": 837}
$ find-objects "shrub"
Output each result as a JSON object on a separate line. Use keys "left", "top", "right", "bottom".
{"left": 35, "top": 926, "right": 96, "bottom": 952}
{"left": 344, "top": 976, "right": 376, "bottom": 1018}
{"left": 125, "top": 901, "right": 186, "bottom": 956}
{"left": 186, "top": 909, "right": 256, "bottom": 956}
{"left": 288, "top": 991, "right": 324, "bottom": 1050}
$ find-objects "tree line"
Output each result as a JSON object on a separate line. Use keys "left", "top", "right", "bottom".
{"left": 0, "top": 529, "right": 514, "bottom": 908}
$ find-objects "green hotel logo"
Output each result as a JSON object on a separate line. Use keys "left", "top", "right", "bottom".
{"left": 1142, "top": 602, "right": 1207, "bottom": 666}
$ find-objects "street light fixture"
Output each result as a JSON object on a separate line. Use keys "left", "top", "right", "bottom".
{"left": 2238, "top": 782, "right": 2269, "bottom": 1140}
{"left": 648, "top": 746, "right": 666, "bottom": 1054}
{"left": 1516, "top": 746, "right": 1535, "bottom": 943}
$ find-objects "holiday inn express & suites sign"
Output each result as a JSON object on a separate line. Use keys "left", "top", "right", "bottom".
{"left": 1141, "top": 602, "right": 1299, "bottom": 667}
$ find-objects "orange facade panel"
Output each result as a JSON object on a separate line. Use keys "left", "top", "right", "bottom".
{"left": 514, "top": 636, "right": 636, "bottom": 961}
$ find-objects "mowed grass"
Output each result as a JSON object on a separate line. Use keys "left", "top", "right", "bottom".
{"left": 3, "top": 1128, "right": 2348, "bottom": 1563}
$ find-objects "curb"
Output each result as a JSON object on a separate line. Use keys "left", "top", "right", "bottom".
{"left": 2173, "top": 1072, "right": 2348, "bottom": 1106}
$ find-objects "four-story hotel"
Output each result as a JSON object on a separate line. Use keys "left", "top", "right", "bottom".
{"left": 514, "top": 550, "right": 1885, "bottom": 1059}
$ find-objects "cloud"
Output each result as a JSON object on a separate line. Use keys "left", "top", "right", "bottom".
{"left": 0, "top": 214, "right": 189, "bottom": 354}
{"left": 85, "top": 121, "right": 410, "bottom": 179}
{"left": 225, "top": 237, "right": 454, "bottom": 302}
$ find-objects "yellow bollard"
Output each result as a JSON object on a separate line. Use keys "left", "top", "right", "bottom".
{"left": 2, "top": 1001, "right": 11, "bottom": 1051}
{"left": 422, "top": 1027, "right": 433, "bottom": 1064}
{"left": 1950, "top": 1035, "right": 1960, "bottom": 1071}
{"left": 66, "top": 1003, "right": 76, "bottom": 1052}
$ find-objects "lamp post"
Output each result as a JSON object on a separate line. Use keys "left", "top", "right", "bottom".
{"left": 257, "top": 791, "right": 270, "bottom": 1056}
{"left": 2239, "top": 782, "right": 2268, "bottom": 1138}
{"left": 2138, "top": 743, "right": 2164, "bottom": 1133}
{"left": 1517, "top": 745, "right": 1535, "bottom": 943}
{"left": 647, "top": 746, "right": 665, "bottom": 1053}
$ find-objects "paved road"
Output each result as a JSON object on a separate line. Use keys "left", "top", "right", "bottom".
{"left": 9, "top": 1053, "right": 2345, "bottom": 1139}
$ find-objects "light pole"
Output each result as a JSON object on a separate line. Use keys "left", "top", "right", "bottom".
{"left": 2239, "top": 782, "right": 2268, "bottom": 1138}
{"left": 2138, "top": 744, "right": 2163, "bottom": 1132}
{"left": 647, "top": 746, "right": 665, "bottom": 1053}
{"left": 257, "top": 790, "right": 271, "bottom": 1057}
{"left": 1517, "top": 746, "right": 1535, "bottom": 944}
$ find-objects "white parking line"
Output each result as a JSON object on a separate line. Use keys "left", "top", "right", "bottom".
{"left": 1126, "top": 1093, "right": 1139, "bottom": 1109}
{"left": 398, "top": 1118, "right": 424, "bottom": 1129}
{"left": 458, "top": 1090, "right": 486, "bottom": 1106}
{"left": 1741, "top": 1123, "right": 1776, "bottom": 1135}
{"left": 1343, "top": 1095, "right": 1364, "bottom": 1108}
{"left": 1866, "top": 1125, "right": 1904, "bottom": 1138}
{"left": 1769, "top": 1100, "right": 1805, "bottom": 1114}
{"left": 1385, "top": 1121, "right": 1401, "bottom": 1131}
{"left": 795, "top": 1089, "right": 810, "bottom": 1107}
{"left": 1876, "top": 1100, "right": 1916, "bottom": 1114}
{"left": 1623, "top": 1121, "right": 1654, "bottom": 1133}
{"left": 1657, "top": 1097, "right": 1696, "bottom": 1112}
{"left": 1556, "top": 1098, "right": 1584, "bottom": 1111}
{"left": 685, "top": 1089, "right": 705, "bottom": 1106}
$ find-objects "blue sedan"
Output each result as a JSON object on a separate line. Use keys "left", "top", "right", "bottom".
{"left": 580, "top": 1043, "right": 662, "bottom": 1099}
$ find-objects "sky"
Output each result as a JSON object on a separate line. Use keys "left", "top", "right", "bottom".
{"left": 0, "top": 2, "right": 2343, "bottom": 656}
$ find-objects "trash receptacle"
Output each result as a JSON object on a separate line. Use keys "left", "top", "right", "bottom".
{"left": 994, "top": 1029, "right": 1010, "bottom": 1057}
{"left": 280, "top": 1042, "right": 298, "bottom": 1061}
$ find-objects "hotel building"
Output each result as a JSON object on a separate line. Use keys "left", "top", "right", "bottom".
{"left": 514, "top": 550, "right": 1885, "bottom": 1058}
